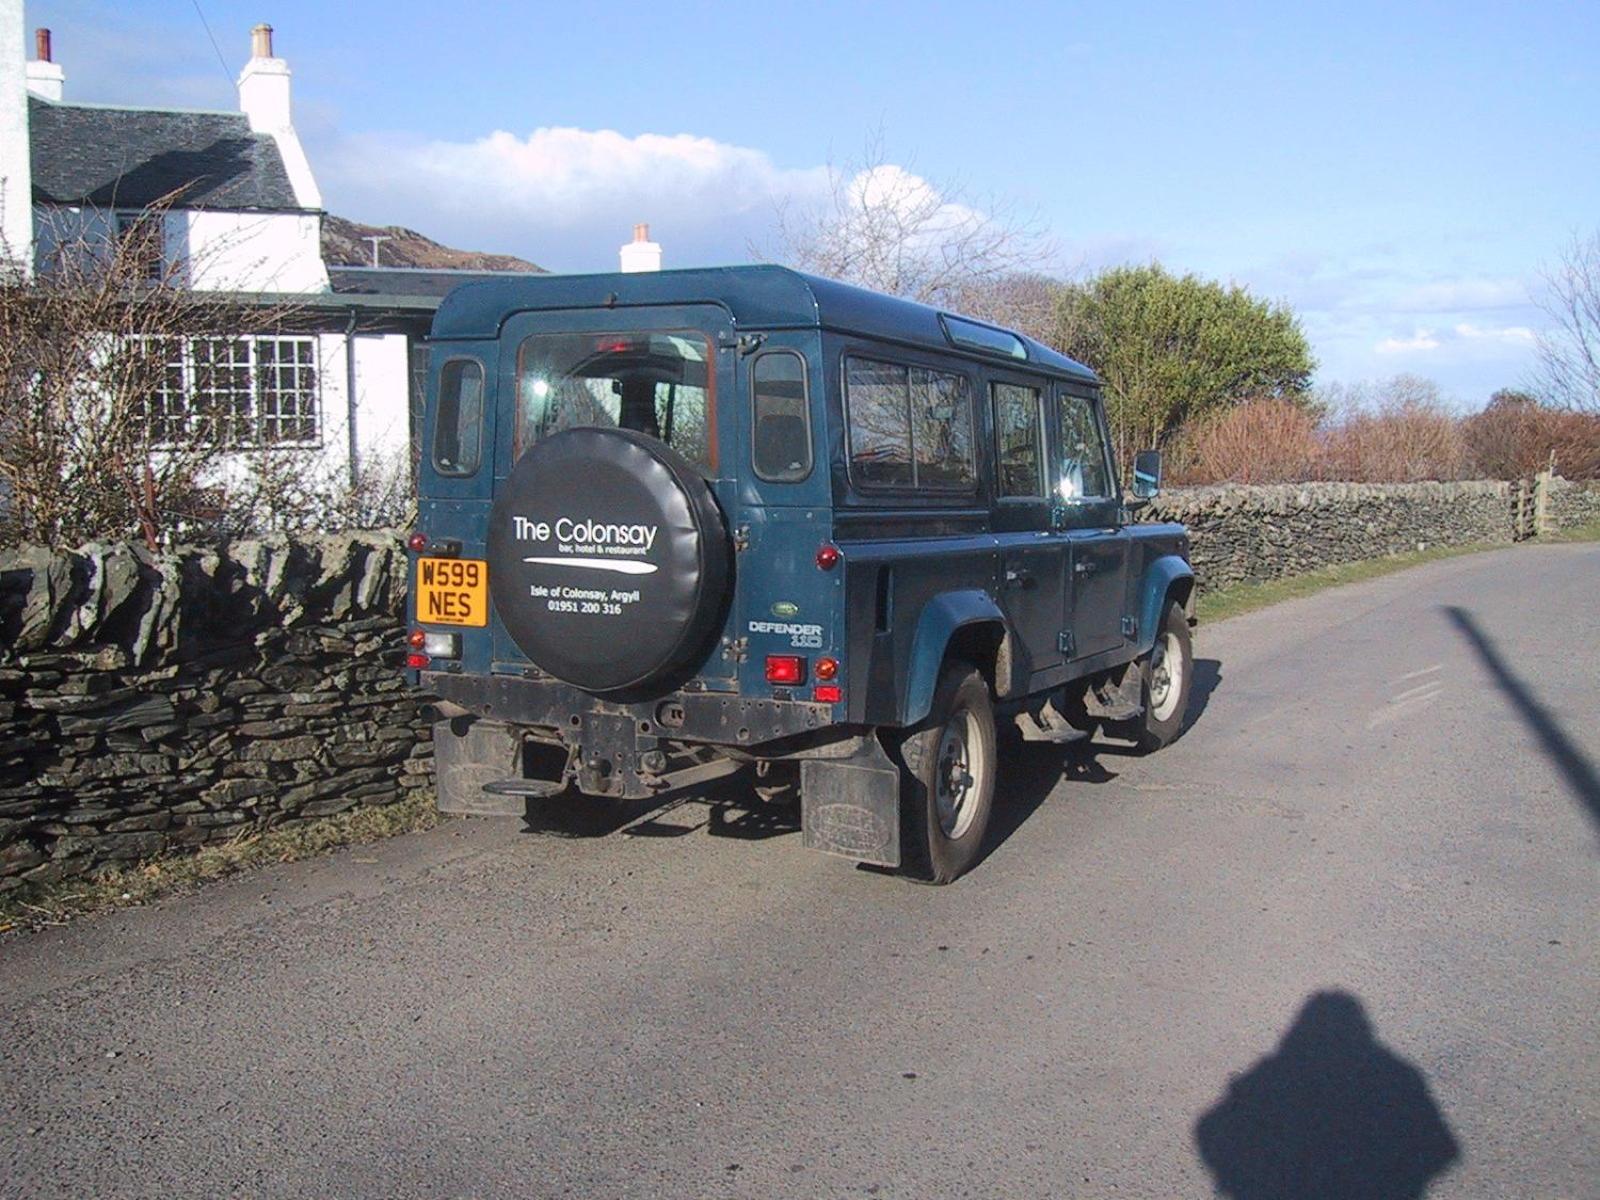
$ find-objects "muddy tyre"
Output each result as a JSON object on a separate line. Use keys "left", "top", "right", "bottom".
{"left": 1131, "top": 600, "right": 1193, "bottom": 752}
{"left": 897, "top": 663, "right": 997, "bottom": 884}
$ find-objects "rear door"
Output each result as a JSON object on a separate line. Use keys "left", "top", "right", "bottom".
{"left": 1056, "top": 386, "right": 1130, "bottom": 660}
{"left": 490, "top": 304, "right": 740, "bottom": 686}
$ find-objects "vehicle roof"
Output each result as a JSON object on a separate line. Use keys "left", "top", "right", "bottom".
{"left": 429, "top": 264, "right": 1098, "bottom": 383}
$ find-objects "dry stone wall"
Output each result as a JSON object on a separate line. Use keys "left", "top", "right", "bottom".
{"left": 1142, "top": 480, "right": 1521, "bottom": 591}
{"left": 1544, "top": 477, "right": 1600, "bottom": 532}
{"left": 1, "top": 479, "right": 1595, "bottom": 891}
{"left": 0, "top": 533, "right": 431, "bottom": 892}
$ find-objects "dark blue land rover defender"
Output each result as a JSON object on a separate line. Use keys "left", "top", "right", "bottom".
{"left": 408, "top": 266, "right": 1194, "bottom": 882}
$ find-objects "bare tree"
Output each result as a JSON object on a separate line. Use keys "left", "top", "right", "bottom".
{"left": 764, "top": 133, "right": 1053, "bottom": 310}
{"left": 1534, "top": 229, "right": 1600, "bottom": 413}
{"left": 947, "top": 271, "right": 1063, "bottom": 344}
{"left": 0, "top": 199, "right": 311, "bottom": 549}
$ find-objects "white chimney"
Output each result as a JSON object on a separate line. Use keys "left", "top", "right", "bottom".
{"left": 235, "top": 23, "right": 321, "bottom": 209}
{"left": 24, "top": 28, "right": 62, "bottom": 101}
{"left": 0, "top": 0, "right": 34, "bottom": 268}
{"left": 619, "top": 223, "right": 661, "bottom": 273}
{"left": 237, "top": 24, "right": 290, "bottom": 131}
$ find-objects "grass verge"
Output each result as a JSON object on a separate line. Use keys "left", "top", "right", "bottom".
{"left": 1196, "top": 539, "right": 1511, "bottom": 624}
{"left": 0, "top": 791, "right": 441, "bottom": 935}
{"left": 1544, "top": 516, "right": 1600, "bottom": 544}
{"left": 1196, "top": 521, "right": 1600, "bottom": 624}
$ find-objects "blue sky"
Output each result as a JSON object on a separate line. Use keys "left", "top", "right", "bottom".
{"left": 27, "top": 0, "right": 1600, "bottom": 405}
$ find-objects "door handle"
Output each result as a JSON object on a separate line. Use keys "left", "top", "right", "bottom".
{"left": 1074, "top": 560, "right": 1096, "bottom": 576}
{"left": 1004, "top": 568, "right": 1036, "bottom": 590}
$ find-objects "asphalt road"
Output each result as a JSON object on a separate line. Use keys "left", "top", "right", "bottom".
{"left": 3, "top": 543, "right": 1597, "bottom": 1199}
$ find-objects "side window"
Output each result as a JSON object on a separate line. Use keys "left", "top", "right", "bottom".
{"left": 433, "top": 359, "right": 484, "bottom": 476}
{"left": 992, "top": 382, "right": 1044, "bottom": 497}
{"left": 846, "top": 356, "right": 975, "bottom": 490}
{"left": 1059, "top": 391, "right": 1111, "bottom": 500}
{"left": 751, "top": 351, "right": 811, "bottom": 482}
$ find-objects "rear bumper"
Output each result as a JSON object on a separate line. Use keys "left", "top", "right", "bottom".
{"left": 422, "top": 671, "right": 836, "bottom": 749}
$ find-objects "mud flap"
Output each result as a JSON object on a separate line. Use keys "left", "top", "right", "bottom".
{"left": 432, "top": 718, "right": 526, "bottom": 816}
{"left": 800, "top": 736, "right": 902, "bottom": 868}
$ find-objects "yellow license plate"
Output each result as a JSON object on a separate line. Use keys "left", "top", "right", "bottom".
{"left": 416, "top": 557, "right": 488, "bottom": 627}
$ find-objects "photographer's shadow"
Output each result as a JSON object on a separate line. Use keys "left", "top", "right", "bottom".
{"left": 1194, "top": 991, "right": 1460, "bottom": 1199}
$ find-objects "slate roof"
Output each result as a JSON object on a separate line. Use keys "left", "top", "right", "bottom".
{"left": 328, "top": 266, "right": 542, "bottom": 301}
{"left": 28, "top": 96, "right": 304, "bottom": 211}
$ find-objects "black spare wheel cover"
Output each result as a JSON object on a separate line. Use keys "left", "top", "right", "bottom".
{"left": 487, "top": 428, "right": 731, "bottom": 693}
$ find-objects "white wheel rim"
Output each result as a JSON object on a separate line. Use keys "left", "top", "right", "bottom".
{"left": 1148, "top": 631, "right": 1185, "bottom": 723}
{"left": 935, "top": 708, "right": 985, "bottom": 839}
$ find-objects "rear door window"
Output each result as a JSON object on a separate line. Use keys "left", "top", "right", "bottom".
{"left": 515, "top": 331, "right": 715, "bottom": 472}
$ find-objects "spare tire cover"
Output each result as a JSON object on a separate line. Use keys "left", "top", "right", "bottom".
{"left": 487, "top": 427, "right": 731, "bottom": 693}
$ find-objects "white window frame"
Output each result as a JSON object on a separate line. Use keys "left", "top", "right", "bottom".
{"left": 136, "top": 334, "right": 321, "bottom": 448}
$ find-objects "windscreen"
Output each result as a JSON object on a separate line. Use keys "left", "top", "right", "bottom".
{"left": 515, "top": 332, "right": 714, "bottom": 472}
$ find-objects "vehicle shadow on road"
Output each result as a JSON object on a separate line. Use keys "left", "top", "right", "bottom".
{"left": 1443, "top": 605, "right": 1600, "bottom": 844}
{"left": 1185, "top": 657, "right": 1224, "bottom": 735}
{"left": 1193, "top": 990, "right": 1461, "bottom": 1200}
{"left": 969, "top": 737, "right": 1122, "bottom": 872}
{"left": 973, "top": 658, "right": 1225, "bottom": 872}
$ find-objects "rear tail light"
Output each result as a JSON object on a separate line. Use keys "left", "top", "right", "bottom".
{"left": 815, "top": 543, "right": 840, "bottom": 570}
{"left": 813, "top": 684, "right": 842, "bottom": 704}
{"left": 407, "top": 629, "right": 426, "bottom": 649}
{"left": 765, "top": 655, "right": 805, "bottom": 685}
{"left": 407, "top": 531, "right": 428, "bottom": 552}
{"left": 814, "top": 657, "right": 838, "bottom": 681}
{"left": 405, "top": 652, "right": 429, "bottom": 670}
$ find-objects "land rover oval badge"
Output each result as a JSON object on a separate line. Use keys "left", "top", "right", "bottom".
{"left": 771, "top": 601, "right": 799, "bottom": 618}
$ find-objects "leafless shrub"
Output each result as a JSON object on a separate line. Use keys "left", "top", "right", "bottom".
{"left": 210, "top": 446, "right": 416, "bottom": 536}
{"left": 0, "top": 199, "right": 309, "bottom": 549}
{"left": 1462, "top": 389, "right": 1600, "bottom": 480}
{"left": 1167, "top": 398, "right": 1322, "bottom": 484}
{"left": 1318, "top": 377, "right": 1471, "bottom": 482}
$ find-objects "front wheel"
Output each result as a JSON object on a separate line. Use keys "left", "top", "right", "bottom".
{"left": 897, "top": 663, "right": 997, "bottom": 884}
{"left": 1131, "top": 599, "right": 1193, "bottom": 752}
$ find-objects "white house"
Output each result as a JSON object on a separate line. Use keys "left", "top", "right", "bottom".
{"left": 0, "top": 5, "right": 502, "bottom": 496}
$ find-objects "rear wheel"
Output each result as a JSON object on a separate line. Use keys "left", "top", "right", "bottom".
{"left": 1131, "top": 599, "right": 1193, "bottom": 752}
{"left": 897, "top": 663, "right": 997, "bottom": 884}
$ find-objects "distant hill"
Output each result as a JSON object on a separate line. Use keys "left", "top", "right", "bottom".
{"left": 322, "top": 215, "right": 544, "bottom": 273}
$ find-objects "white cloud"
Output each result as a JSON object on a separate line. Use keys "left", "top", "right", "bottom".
{"left": 317, "top": 126, "right": 831, "bottom": 269}
{"left": 1376, "top": 329, "right": 1441, "bottom": 355}
{"left": 1453, "top": 322, "right": 1536, "bottom": 345}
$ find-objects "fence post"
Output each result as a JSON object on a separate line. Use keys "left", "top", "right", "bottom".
{"left": 1534, "top": 470, "right": 1554, "bottom": 538}
{"left": 1512, "top": 479, "right": 1530, "bottom": 541}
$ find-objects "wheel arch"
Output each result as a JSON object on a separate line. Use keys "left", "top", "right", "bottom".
{"left": 901, "top": 589, "right": 1009, "bottom": 726}
{"left": 1136, "top": 555, "right": 1196, "bottom": 657}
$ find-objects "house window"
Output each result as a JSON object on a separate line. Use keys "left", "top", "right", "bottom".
{"left": 136, "top": 335, "right": 320, "bottom": 446}
{"left": 114, "top": 212, "right": 164, "bottom": 281}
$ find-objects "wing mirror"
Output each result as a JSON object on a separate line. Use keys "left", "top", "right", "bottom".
{"left": 1131, "top": 449, "right": 1162, "bottom": 500}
